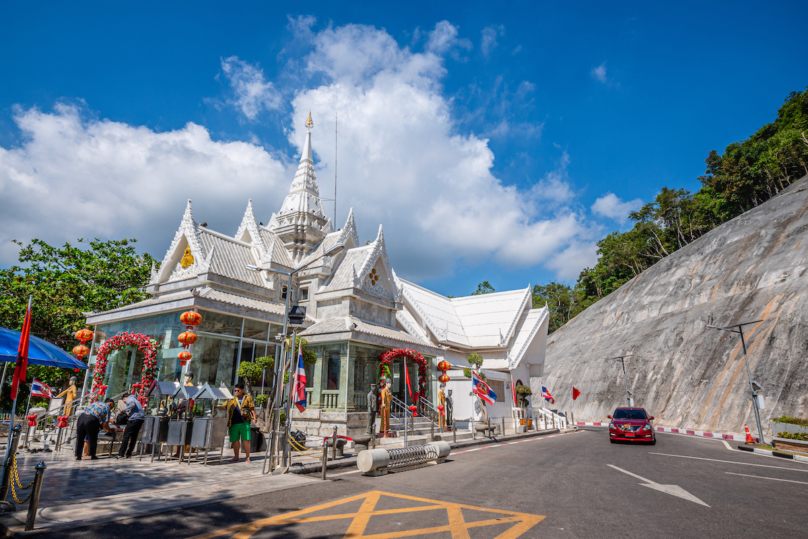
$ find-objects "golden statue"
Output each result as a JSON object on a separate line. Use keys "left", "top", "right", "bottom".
{"left": 438, "top": 385, "right": 446, "bottom": 428}
{"left": 380, "top": 380, "right": 392, "bottom": 435}
{"left": 56, "top": 376, "right": 79, "bottom": 417}
{"left": 180, "top": 246, "right": 194, "bottom": 268}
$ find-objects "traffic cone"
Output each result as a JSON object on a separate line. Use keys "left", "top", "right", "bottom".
{"left": 744, "top": 424, "right": 753, "bottom": 444}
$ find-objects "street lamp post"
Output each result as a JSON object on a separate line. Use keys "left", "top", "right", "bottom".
{"left": 707, "top": 320, "right": 766, "bottom": 446}
{"left": 248, "top": 243, "right": 344, "bottom": 474}
{"left": 606, "top": 355, "right": 634, "bottom": 407}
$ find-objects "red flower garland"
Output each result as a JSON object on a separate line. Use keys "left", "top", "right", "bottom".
{"left": 90, "top": 332, "right": 158, "bottom": 406}
{"left": 378, "top": 348, "right": 429, "bottom": 399}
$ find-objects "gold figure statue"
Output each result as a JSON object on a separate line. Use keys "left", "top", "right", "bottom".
{"left": 438, "top": 385, "right": 446, "bottom": 428}
{"left": 380, "top": 380, "right": 392, "bottom": 435}
{"left": 305, "top": 110, "right": 314, "bottom": 129}
{"left": 180, "top": 246, "right": 194, "bottom": 268}
{"left": 56, "top": 376, "right": 79, "bottom": 417}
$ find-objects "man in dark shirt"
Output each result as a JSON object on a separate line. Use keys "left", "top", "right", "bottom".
{"left": 116, "top": 387, "right": 146, "bottom": 459}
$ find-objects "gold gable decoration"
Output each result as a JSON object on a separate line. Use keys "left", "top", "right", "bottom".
{"left": 180, "top": 246, "right": 195, "bottom": 269}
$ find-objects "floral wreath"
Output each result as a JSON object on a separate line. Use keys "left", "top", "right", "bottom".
{"left": 90, "top": 332, "right": 158, "bottom": 405}
{"left": 378, "top": 348, "right": 429, "bottom": 400}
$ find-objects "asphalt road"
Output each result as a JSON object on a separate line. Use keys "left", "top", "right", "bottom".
{"left": 31, "top": 428, "right": 808, "bottom": 538}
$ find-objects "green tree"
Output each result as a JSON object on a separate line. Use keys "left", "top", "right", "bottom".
{"left": 0, "top": 238, "right": 157, "bottom": 412}
{"left": 471, "top": 281, "right": 495, "bottom": 295}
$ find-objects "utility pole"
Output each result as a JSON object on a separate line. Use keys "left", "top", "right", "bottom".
{"left": 606, "top": 355, "right": 634, "bottom": 407}
{"left": 707, "top": 320, "right": 766, "bottom": 446}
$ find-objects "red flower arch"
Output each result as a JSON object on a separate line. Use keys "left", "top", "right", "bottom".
{"left": 378, "top": 348, "right": 429, "bottom": 399}
{"left": 90, "top": 332, "right": 158, "bottom": 405}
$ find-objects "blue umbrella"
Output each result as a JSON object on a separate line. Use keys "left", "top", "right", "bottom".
{"left": 0, "top": 327, "right": 89, "bottom": 370}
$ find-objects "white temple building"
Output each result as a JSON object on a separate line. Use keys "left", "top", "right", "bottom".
{"left": 85, "top": 113, "right": 550, "bottom": 437}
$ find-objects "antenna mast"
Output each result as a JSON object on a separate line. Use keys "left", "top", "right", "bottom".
{"left": 334, "top": 113, "right": 338, "bottom": 225}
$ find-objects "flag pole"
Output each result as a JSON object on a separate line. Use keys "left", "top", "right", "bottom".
{"left": 3, "top": 296, "right": 31, "bottom": 476}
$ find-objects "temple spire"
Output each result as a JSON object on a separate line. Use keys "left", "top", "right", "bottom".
{"left": 300, "top": 111, "right": 313, "bottom": 164}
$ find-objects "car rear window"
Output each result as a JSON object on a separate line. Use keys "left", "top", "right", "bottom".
{"left": 614, "top": 409, "right": 648, "bottom": 420}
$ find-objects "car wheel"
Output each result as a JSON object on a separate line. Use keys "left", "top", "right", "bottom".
{"left": 650, "top": 438, "right": 656, "bottom": 445}
{"left": 609, "top": 439, "right": 615, "bottom": 443}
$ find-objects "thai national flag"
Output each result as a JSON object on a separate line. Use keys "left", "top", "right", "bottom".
{"left": 542, "top": 385, "right": 555, "bottom": 404}
{"left": 293, "top": 343, "right": 307, "bottom": 413}
{"left": 472, "top": 371, "right": 497, "bottom": 406}
{"left": 31, "top": 379, "right": 52, "bottom": 399}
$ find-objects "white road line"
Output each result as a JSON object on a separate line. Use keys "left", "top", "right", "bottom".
{"left": 725, "top": 472, "right": 808, "bottom": 485}
{"left": 722, "top": 441, "right": 733, "bottom": 451}
{"left": 650, "top": 453, "right": 808, "bottom": 472}
{"left": 332, "top": 469, "right": 362, "bottom": 476}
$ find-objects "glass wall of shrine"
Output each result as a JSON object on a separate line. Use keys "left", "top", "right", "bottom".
{"left": 305, "top": 340, "right": 438, "bottom": 412}
{"left": 90, "top": 310, "right": 283, "bottom": 398}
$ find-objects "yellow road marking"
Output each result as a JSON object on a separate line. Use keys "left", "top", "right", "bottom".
{"left": 187, "top": 490, "right": 545, "bottom": 539}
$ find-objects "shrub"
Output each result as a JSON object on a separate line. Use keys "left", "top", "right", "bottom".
{"left": 773, "top": 416, "right": 808, "bottom": 427}
{"left": 254, "top": 394, "right": 268, "bottom": 407}
{"left": 777, "top": 431, "right": 808, "bottom": 441}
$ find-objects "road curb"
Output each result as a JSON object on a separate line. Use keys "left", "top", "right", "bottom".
{"left": 288, "top": 428, "right": 562, "bottom": 475}
{"left": 736, "top": 445, "right": 808, "bottom": 462}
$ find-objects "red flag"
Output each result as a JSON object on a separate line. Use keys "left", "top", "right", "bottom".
{"left": 403, "top": 360, "right": 414, "bottom": 402}
{"left": 572, "top": 387, "right": 581, "bottom": 401}
{"left": 511, "top": 375, "right": 518, "bottom": 406}
{"left": 11, "top": 297, "right": 33, "bottom": 400}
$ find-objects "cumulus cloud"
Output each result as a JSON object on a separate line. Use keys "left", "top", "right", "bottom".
{"left": 0, "top": 103, "right": 290, "bottom": 264}
{"left": 544, "top": 241, "right": 599, "bottom": 280}
{"left": 480, "top": 25, "right": 504, "bottom": 57}
{"left": 591, "top": 62, "right": 607, "bottom": 83}
{"left": 289, "top": 23, "right": 589, "bottom": 279}
{"left": 591, "top": 193, "right": 643, "bottom": 223}
{"left": 221, "top": 56, "right": 282, "bottom": 120}
{"left": 0, "top": 20, "right": 601, "bottom": 283}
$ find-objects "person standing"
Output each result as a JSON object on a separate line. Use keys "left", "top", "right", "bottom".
{"left": 75, "top": 399, "right": 115, "bottom": 460}
{"left": 226, "top": 383, "right": 255, "bottom": 463}
{"left": 116, "top": 388, "right": 145, "bottom": 459}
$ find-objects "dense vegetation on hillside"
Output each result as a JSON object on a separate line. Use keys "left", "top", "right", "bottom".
{"left": 531, "top": 87, "right": 808, "bottom": 333}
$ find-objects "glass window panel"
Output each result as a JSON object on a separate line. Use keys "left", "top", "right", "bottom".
{"left": 190, "top": 334, "right": 240, "bottom": 387}
{"left": 300, "top": 287, "right": 309, "bottom": 301}
{"left": 326, "top": 351, "right": 340, "bottom": 390}
{"left": 268, "top": 323, "right": 283, "bottom": 343}
{"left": 197, "top": 310, "right": 242, "bottom": 337}
{"left": 242, "top": 318, "right": 268, "bottom": 340}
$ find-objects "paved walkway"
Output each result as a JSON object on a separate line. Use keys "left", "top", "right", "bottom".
{"left": 2, "top": 449, "right": 321, "bottom": 533}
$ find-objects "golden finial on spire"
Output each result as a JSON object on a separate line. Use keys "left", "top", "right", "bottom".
{"left": 305, "top": 110, "right": 314, "bottom": 130}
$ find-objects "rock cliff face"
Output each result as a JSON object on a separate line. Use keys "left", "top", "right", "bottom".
{"left": 539, "top": 175, "right": 808, "bottom": 435}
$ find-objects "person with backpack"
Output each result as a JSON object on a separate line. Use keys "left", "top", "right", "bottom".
{"left": 116, "top": 387, "right": 145, "bottom": 459}
{"left": 225, "top": 383, "right": 255, "bottom": 463}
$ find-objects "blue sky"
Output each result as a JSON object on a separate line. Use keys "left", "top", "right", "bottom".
{"left": 1, "top": 1, "right": 807, "bottom": 297}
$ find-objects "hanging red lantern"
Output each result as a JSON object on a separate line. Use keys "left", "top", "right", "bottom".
{"left": 438, "top": 374, "right": 450, "bottom": 384}
{"left": 73, "top": 344, "right": 90, "bottom": 358}
{"left": 178, "top": 332, "right": 198, "bottom": 345}
{"left": 180, "top": 311, "right": 202, "bottom": 327}
{"left": 74, "top": 328, "right": 94, "bottom": 343}
{"left": 177, "top": 351, "right": 192, "bottom": 365}
{"left": 437, "top": 360, "right": 450, "bottom": 372}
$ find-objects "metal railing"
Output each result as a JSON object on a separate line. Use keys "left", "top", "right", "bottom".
{"left": 417, "top": 397, "right": 440, "bottom": 427}
{"left": 388, "top": 395, "right": 412, "bottom": 430}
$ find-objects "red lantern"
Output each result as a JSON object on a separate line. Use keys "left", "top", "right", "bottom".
{"left": 74, "top": 328, "right": 94, "bottom": 343}
{"left": 73, "top": 344, "right": 90, "bottom": 357}
{"left": 437, "top": 360, "right": 450, "bottom": 372}
{"left": 27, "top": 414, "right": 38, "bottom": 427}
{"left": 438, "top": 374, "right": 450, "bottom": 384}
{"left": 180, "top": 311, "right": 202, "bottom": 326}
{"left": 178, "top": 332, "right": 198, "bottom": 345}
{"left": 178, "top": 351, "right": 192, "bottom": 365}
{"left": 56, "top": 416, "right": 69, "bottom": 429}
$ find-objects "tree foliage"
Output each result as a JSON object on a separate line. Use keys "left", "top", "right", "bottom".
{"left": 471, "top": 281, "right": 495, "bottom": 295}
{"left": 0, "top": 238, "right": 157, "bottom": 412}
{"left": 531, "top": 87, "right": 808, "bottom": 334}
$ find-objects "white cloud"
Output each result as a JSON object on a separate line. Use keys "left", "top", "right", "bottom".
{"left": 0, "top": 103, "right": 290, "bottom": 264}
{"left": 545, "top": 241, "right": 599, "bottom": 280}
{"left": 591, "top": 193, "right": 643, "bottom": 223}
{"left": 221, "top": 56, "right": 282, "bottom": 120}
{"left": 480, "top": 25, "right": 504, "bottom": 57}
{"left": 591, "top": 62, "right": 607, "bottom": 83}
{"left": 0, "top": 21, "right": 600, "bottom": 284}
{"left": 425, "top": 21, "right": 472, "bottom": 58}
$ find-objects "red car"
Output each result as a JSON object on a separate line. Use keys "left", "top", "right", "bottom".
{"left": 608, "top": 407, "right": 656, "bottom": 444}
